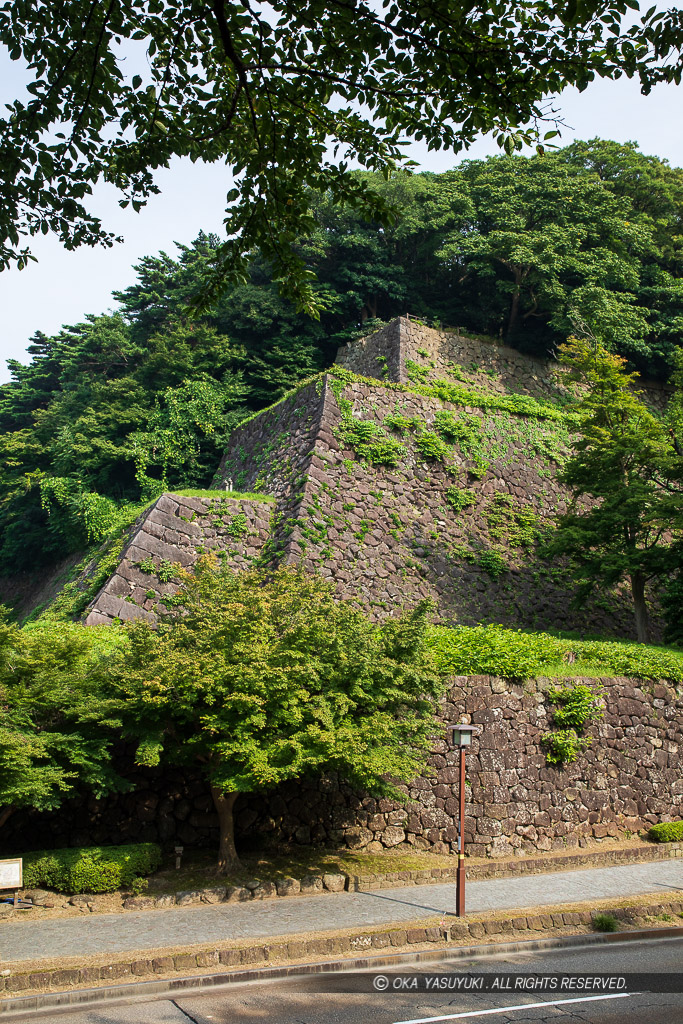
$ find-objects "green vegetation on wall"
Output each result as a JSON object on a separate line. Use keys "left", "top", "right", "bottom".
{"left": 427, "top": 623, "right": 683, "bottom": 682}
{"left": 541, "top": 684, "right": 604, "bottom": 766}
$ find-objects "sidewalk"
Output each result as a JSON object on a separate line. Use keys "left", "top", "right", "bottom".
{"left": 2, "top": 860, "right": 681, "bottom": 965}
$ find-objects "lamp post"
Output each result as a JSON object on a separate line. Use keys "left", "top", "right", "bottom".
{"left": 447, "top": 719, "right": 480, "bottom": 917}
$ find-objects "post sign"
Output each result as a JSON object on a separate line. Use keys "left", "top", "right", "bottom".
{"left": 0, "top": 858, "right": 22, "bottom": 890}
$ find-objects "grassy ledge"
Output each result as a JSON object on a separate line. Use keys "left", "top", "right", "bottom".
{"left": 168, "top": 489, "right": 275, "bottom": 502}
{"left": 427, "top": 623, "right": 683, "bottom": 683}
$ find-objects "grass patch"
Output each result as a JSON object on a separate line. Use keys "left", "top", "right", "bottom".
{"left": 168, "top": 489, "right": 275, "bottom": 502}
{"left": 592, "top": 913, "right": 619, "bottom": 932}
{"left": 427, "top": 624, "right": 683, "bottom": 682}
{"left": 145, "top": 845, "right": 457, "bottom": 895}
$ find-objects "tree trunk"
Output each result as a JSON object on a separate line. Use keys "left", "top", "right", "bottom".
{"left": 210, "top": 787, "right": 240, "bottom": 874}
{"left": 0, "top": 806, "right": 13, "bottom": 831}
{"left": 507, "top": 285, "right": 521, "bottom": 340}
{"left": 630, "top": 572, "right": 651, "bottom": 644}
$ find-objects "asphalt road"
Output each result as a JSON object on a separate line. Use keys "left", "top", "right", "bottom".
{"left": 6, "top": 935, "right": 683, "bottom": 1024}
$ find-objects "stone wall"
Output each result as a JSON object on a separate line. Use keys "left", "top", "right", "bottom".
{"left": 4, "top": 676, "right": 680, "bottom": 859}
{"left": 85, "top": 493, "right": 273, "bottom": 625}
{"left": 272, "top": 375, "right": 635, "bottom": 635}
{"left": 82, "top": 319, "right": 657, "bottom": 635}
{"left": 335, "top": 316, "right": 672, "bottom": 411}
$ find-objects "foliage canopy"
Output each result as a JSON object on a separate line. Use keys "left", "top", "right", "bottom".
{"left": 0, "top": 617, "right": 127, "bottom": 833}
{"left": 2, "top": 2, "right": 683, "bottom": 307}
{"left": 544, "top": 334, "right": 683, "bottom": 642}
{"left": 99, "top": 561, "right": 444, "bottom": 870}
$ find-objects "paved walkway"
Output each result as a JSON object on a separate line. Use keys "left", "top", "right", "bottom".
{"left": 1, "top": 860, "right": 681, "bottom": 964}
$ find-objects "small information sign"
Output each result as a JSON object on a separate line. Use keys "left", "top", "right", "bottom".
{"left": 0, "top": 858, "right": 22, "bottom": 890}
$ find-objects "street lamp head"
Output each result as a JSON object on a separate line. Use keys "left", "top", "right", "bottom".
{"left": 447, "top": 719, "right": 480, "bottom": 748}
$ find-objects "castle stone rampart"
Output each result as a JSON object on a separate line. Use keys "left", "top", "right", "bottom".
{"left": 4, "top": 675, "right": 680, "bottom": 859}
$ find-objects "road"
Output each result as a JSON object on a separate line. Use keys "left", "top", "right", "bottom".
{"left": 5, "top": 935, "right": 683, "bottom": 1024}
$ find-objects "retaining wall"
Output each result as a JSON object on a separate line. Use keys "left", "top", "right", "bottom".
{"left": 4, "top": 676, "right": 680, "bottom": 860}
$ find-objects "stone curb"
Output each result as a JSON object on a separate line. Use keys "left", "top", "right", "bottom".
{"left": 18, "top": 841, "right": 680, "bottom": 914}
{"left": 1, "top": 927, "right": 681, "bottom": 1018}
{"left": 2, "top": 894, "right": 682, "bottom": 1005}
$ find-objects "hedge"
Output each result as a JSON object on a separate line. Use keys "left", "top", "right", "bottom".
{"left": 21, "top": 843, "right": 162, "bottom": 893}
{"left": 648, "top": 821, "right": 683, "bottom": 843}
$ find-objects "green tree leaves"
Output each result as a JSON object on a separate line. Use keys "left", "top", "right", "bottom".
{"left": 100, "top": 561, "right": 443, "bottom": 870}
{"left": 2, "top": 2, "right": 683, "bottom": 306}
{"left": 0, "top": 617, "right": 127, "bottom": 832}
{"left": 543, "top": 334, "right": 683, "bottom": 642}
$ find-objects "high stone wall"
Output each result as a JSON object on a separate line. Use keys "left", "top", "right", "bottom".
{"left": 56, "top": 319, "right": 676, "bottom": 862}
{"left": 85, "top": 320, "right": 650, "bottom": 634}
{"left": 4, "top": 675, "right": 680, "bottom": 859}
{"left": 336, "top": 316, "right": 673, "bottom": 411}
{"left": 214, "top": 369, "right": 636, "bottom": 636}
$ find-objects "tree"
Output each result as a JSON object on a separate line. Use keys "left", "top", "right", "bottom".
{"left": 0, "top": 617, "right": 127, "bottom": 833}
{"left": 437, "top": 154, "right": 653, "bottom": 348}
{"left": 661, "top": 348, "right": 683, "bottom": 644}
{"left": 561, "top": 138, "right": 683, "bottom": 375}
{"left": 544, "top": 333, "right": 683, "bottom": 643}
{"left": 102, "top": 561, "right": 443, "bottom": 872}
{"left": 2, "top": 1, "right": 683, "bottom": 309}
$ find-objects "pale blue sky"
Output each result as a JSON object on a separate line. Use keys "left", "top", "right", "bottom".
{"left": 0, "top": 67, "right": 681, "bottom": 382}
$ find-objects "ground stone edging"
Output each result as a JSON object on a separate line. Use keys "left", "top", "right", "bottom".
{"left": 117, "top": 841, "right": 683, "bottom": 910}
{"left": 10, "top": 842, "right": 680, "bottom": 918}
{"left": 2, "top": 895, "right": 682, "bottom": 999}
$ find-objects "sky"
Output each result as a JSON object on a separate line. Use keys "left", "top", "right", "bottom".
{"left": 0, "top": 62, "right": 682, "bottom": 383}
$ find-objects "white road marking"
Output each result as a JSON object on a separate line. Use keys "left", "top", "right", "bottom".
{"left": 393, "top": 992, "right": 633, "bottom": 1023}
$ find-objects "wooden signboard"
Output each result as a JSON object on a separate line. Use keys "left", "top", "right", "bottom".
{"left": 0, "top": 858, "right": 22, "bottom": 891}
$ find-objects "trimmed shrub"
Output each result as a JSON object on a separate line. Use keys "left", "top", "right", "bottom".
{"left": 648, "top": 821, "right": 683, "bottom": 843}
{"left": 21, "top": 843, "right": 162, "bottom": 893}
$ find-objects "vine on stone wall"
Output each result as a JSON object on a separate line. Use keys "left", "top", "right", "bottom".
{"left": 541, "top": 683, "right": 604, "bottom": 766}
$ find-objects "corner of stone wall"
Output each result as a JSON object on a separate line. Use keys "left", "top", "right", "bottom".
{"left": 84, "top": 493, "right": 273, "bottom": 625}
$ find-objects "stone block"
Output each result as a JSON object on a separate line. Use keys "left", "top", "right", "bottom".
{"left": 225, "top": 886, "right": 251, "bottom": 902}
{"left": 300, "top": 874, "right": 324, "bottom": 894}
{"left": 28, "top": 972, "right": 52, "bottom": 989}
{"left": 219, "top": 949, "right": 243, "bottom": 967}
{"left": 201, "top": 886, "right": 227, "bottom": 904}
{"left": 174, "top": 954, "right": 198, "bottom": 970}
{"left": 196, "top": 951, "right": 219, "bottom": 968}
{"left": 153, "top": 957, "right": 175, "bottom": 973}
{"left": 323, "top": 873, "right": 347, "bottom": 892}
{"left": 131, "top": 959, "right": 154, "bottom": 976}
{"left": 276, "top": 877, "right": 301, "bottom": 897}
{"left": 176, "top": 889, "right": 203, "bottom": 906}
{"left": 51, "top": 969, "right": 82, "bottom": 987}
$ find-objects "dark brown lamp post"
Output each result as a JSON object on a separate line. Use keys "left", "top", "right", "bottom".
{"left": 447, "top": 719, "right": 480, "bottom": 917}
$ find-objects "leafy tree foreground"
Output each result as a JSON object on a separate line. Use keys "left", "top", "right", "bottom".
{"left": 90, "top": 563, "right": 444, "bottom": 872}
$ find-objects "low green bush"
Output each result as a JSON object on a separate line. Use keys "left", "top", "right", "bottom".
{"left": 648, "top": 821, "right": 683, "bottom": 843}
{"left": 592, "top": 913, "right": 619, "bottom": 932}
{"left": 22, "top": 843, "right": 162, "bottom": 893}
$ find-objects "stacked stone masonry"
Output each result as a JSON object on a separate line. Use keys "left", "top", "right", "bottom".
{"left": 335, "top": 316, "right": 673, "bottom": 410}
{"left": 4, "top": 675, "right": 681, "bottom": 860}
{"left": 85, "top": 319, "right": 660, "bottom": 634}
{"left": 85, "top": 493, "right": 273, "bottom": 625}
{"left": 49, "top": 318, "right": 678, "bottom": 860}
